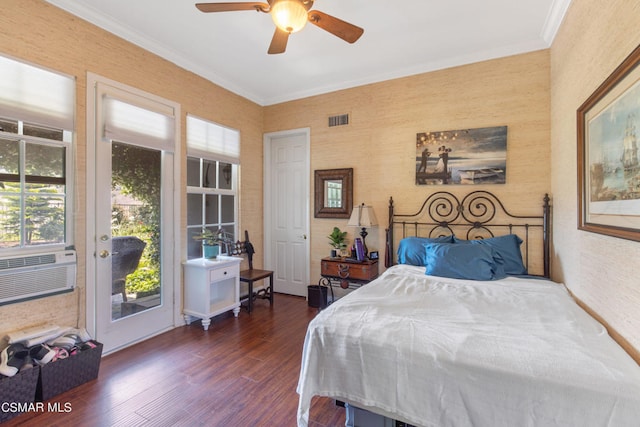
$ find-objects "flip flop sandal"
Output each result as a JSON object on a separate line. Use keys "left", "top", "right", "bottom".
{"left": 51, "top": 347, "right": 69, "bottom": 362}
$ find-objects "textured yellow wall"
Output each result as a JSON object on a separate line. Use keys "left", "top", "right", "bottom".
{"left": 265, "top": 50, "right": 551, "bottom": 283}
{"left": 550, "top": 0, "right": 640, "bottom": 354}
{"left": 0, "top": 0, "right": 263, "bottom": 337}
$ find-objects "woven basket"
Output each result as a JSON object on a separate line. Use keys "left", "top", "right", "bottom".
{"left": 36, "top": 341, "right": 103, "bottom": 402}
{"left": 0, "top": 366, "right": 39, "bottom": 422}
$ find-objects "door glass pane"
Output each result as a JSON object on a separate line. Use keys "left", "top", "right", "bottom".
{"left": 111, "top": 142, "right": 161, "bottom": 321}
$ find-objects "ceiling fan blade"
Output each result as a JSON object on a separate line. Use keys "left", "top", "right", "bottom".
{"left": 268, "top": 28, "right": 289, "bottom": 54}
{"left": 195, "top": 2, "right": 269, "bottom": 13}
{"left": 308, "top": 10, "right": 364, "bottom": 44}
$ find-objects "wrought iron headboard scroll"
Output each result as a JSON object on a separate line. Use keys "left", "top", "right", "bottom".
{"left": 385, "top": 191, "right": 551, "bottom": 277}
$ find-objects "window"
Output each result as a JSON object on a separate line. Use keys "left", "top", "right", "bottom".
{"left": 326, "top": 180, "right": 342, "bottom": 207}
{"left": 0, "top": 55, "right": 74, "bottom": 252}
{"left": 186, "top": 115, "right": 239, "bottom": 259}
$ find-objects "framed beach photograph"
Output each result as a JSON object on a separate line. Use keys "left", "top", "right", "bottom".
{"left": 415, "top": 126, "right": 507, "bottom": 185}
{"left": 577, "top": 44, "right": 640, "bottom": 241}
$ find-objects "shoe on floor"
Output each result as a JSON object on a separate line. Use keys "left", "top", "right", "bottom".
{"left": 29, "top": 344, "right": 56, "bottom": 366}
{"left": 0, "top": 343, "right": 29, "bottom": 377}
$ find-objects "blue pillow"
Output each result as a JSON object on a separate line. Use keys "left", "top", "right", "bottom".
{"left": 453, "top": 234, "right": 527, "bottom": 275}
{"left": 397, "top": 235, "right": 454, "bottom": 266}
{"left": 424, "top": 243, "right": 507, "bottom": 280}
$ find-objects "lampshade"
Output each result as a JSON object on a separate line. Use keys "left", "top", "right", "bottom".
{"left": 271, "top": 0, "right": 308, "bottom": 33}
{"left": 347, "top": 203, "right": 378, "bottom": 228}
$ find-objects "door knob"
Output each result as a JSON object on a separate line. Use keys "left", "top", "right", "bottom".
{"left": 99, "top": 250, "right": 110, "bottom": 258}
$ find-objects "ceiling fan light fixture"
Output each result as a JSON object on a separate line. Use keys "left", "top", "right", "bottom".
{"left": 271, "top": 0, "right": 308, "bottom": 33}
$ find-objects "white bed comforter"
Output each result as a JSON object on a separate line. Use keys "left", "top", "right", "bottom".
{"left": 297, "top": 265, "right": 640, "bottom": 427}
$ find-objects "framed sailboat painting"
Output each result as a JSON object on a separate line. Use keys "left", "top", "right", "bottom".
{"left": 578, "top": 43, "right": 640, "bottom": 241}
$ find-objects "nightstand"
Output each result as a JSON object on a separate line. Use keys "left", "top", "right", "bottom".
{"left": 319, "top": 257, "right": 379, "bottom": 300}
{"left": 320, "top": 257, "right": 379, "bottom": 284}
{"left": 183, "top": 256, "right": 241, "bottom": 330}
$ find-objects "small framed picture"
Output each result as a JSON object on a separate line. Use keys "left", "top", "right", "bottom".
{"left": 369, "top": 251, "right": 379, "bottom": 260}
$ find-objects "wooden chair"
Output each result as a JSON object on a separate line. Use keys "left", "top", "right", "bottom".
{"left": 235, "top": 231, "right": 274, "bottom": 313}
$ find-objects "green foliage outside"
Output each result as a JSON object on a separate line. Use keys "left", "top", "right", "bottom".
{"left": 0, "top": 185, "right": 65, "bottom": 245}
{"left": 0, "top": 138, "right": 66, "bottom": 246}
{"left": 0, "top": 138, "right": 162, "bottom": 295}
{"left": 111, "top": 143, "right": 161, "bottom": 296}
{"left": 125, "top": 258, "right": 160, "bottom": 295}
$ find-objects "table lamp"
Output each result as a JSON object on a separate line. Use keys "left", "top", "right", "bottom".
{"left": 347, "top": 203, "right": 378, "bottom": 258}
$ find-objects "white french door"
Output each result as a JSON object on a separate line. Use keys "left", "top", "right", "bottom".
{"left": 264, "top": 129, "right": 310, "bottom": 296}
{"left": 87, "top": 74, "right": 180, "bottom": 354}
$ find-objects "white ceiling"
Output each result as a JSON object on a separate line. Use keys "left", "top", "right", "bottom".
{"left": 45, "top": 0, "right": 571, "bottom": 106}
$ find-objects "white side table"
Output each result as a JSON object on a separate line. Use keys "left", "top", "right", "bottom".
{"left": 183, "top": 255, "right": 242, "bottom": 330}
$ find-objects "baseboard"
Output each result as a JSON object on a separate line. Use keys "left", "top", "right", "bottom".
{"left": 572, "top": 294, "right": 640, "bottom": 365}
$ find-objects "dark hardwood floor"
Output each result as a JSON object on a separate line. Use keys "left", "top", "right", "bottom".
{"left": 6, "top": 294, "right": 344, "bottom": 427}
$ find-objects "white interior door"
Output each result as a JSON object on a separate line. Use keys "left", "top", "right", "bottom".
{"left": 87, "top": 75, "right": 179, "bottom": 354}
{"left": 264, "top": 129, "right": 310, "bottom": 296}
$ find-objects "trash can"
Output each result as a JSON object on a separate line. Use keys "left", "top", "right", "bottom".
{"left": 307, "top": 285, "right": 328, "bottom": 308}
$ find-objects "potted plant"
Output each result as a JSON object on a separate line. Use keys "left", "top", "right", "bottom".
{"left": 327, "top": 227, "right": 348, "bottom": 258}
{"left": 193, "top": 229, "right": 226, "bottom": 259}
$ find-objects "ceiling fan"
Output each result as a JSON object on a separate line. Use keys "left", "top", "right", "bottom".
{"left": 195, "top": 0, "right": 364, "bottom": 54}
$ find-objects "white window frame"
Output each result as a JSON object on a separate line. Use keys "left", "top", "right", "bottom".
{"left": 0, "top": 54, "right": 75, "bottom": 255}
{"left": 186, "top": 115, "right": 240, "bottom": 259}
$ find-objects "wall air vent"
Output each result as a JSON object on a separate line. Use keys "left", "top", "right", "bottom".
{"left": 0, "top": 250, "right": 76, "bottom": 305}
{"left": 328, "top": 114, "right": 349, "bottom": 127}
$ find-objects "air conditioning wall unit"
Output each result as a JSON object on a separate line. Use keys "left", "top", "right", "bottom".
{"left": 0, "top": 250, "right": 76, "bottom": 305}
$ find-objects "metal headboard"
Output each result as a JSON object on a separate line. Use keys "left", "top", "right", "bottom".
{"left": 385, "top": 191, "right": 551, "bottom": 277}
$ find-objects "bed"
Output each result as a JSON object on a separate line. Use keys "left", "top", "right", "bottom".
{"left": 297, "top": 191, "right": 640, "bottom": 427}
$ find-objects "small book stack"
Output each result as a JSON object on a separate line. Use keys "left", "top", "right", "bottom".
{"left": 354, "top": 238, "right": 365, "bottom": 261}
